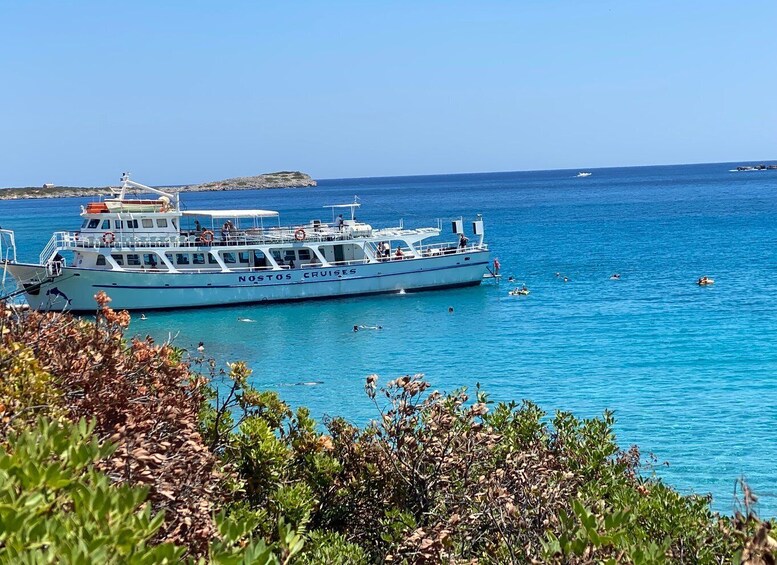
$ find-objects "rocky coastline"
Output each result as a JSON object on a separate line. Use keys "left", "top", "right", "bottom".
{"left": 0, "top": 171, "right": 316, "bottom": 200}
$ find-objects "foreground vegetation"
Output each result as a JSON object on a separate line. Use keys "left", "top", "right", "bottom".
{"left": 0, "top": 295, "right": 775, "bottom": 563}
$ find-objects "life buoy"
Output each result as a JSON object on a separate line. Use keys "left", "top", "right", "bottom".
{"left": 102, "top": 232, "right": 115, "bottom": 245}
{"left": 294, "top": 228, "right": 306, "bottom": 241}
{"left": 200, "top": 230, "right": 214, "bottom": 244}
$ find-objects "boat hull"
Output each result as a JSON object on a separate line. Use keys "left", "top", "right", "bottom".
{"left": 5, "top": 251, "right": 490, "bottom": 312}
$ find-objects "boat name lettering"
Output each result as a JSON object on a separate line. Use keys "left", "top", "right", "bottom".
{"left": 303, "top": 268, "right": 357, "bottom": 279}
{"left": 236, "top": 268, "right": 357, "bottom": 283}
{"left": 238, "top": 274, "right": 293, "bottom": 282}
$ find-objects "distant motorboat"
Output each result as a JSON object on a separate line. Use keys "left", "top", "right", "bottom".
{"left": 730, "top": 164, "right": 775, "bottom": 172}
{"left": 576, "top": 172, "right": 592, "bottom": 177}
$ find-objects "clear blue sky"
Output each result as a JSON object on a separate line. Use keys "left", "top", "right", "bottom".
{"left": 1, "top": 1, "right": 775, "bottom": 186}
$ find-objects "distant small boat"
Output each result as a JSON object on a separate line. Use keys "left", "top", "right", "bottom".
{"left": 576, "top": 172, "right": 592, "bottom": 177}
{"left": 730, "top": 164, "right": 776, "bottom": 172}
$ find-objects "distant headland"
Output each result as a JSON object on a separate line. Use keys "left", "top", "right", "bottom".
{"left": 0, "top": 171, "right": 317, "bottom": 200}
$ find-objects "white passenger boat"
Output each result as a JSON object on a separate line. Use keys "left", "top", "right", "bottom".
{"left": 0, "top": 175, "right": 491, "bottom": 312}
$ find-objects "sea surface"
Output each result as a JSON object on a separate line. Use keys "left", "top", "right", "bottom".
{"left": 2, "top": 162, "right": 777, "bottom": 516}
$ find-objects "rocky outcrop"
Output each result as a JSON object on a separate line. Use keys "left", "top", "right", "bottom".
{"left": 165, "top": 171, "right": 317, "bottom": 192}
{"left": 0, "top": 171, "right": 316, "bottom": 200}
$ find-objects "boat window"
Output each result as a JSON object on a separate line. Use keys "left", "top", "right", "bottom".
{"left": 96, "top": 255, "right": 106, "bottom": 266}
{"left": 101, "top": 220, "right": 111, "bottom": 230}
{"left": 127, "top": 254, "right": 141, "bottom": 266}
{"left": 127, "top": 220, "right": 139, "bottom": 229}
{"left": 299, "top": 249, "right": 311, "bottom": 261}
{"left": 142, "top": 219, "right": 153, "bottom": 228}
{"left": 176, "top": 253, "right": 190, "bottom": 265}
{"left": 284, "top": 250, "right": 296, "bottom": 261}
{"left": 157, "top": 219, "right": 168, "bottom": 228}
{"left": 111, "top": 254, "right": 124, "bottom": 266}
{"left": 88, "top": 219, "right": 100, "bottom": 229}
{"left": 192, "top": 253, "right": 205, "bottom": 265}
{"left": 223, "top": 252, "right": 236, "bottom": 264}
{"left": 115, "top": 220, "right": 124, "bottom": 230}
{"left": 81, "top": 220, "right": 88, "bottom": 228}
{"left": 253, "top": 251, "right": 267, "bottom": 267}
{"left": 207, "top": 254, "right": 218, "bottom": 264}
{"left": 238, "top": 252, "right": 250, "bottom": 263}
{"left": 143, "top": 254, "right": 158, "bottom": 267}
{"left": 271, "top": 250, "right": 282, "bottom": 262}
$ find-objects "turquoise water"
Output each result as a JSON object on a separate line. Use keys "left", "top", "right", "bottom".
{"left": 3, "top": 163, "right": 777, "bottom": 515}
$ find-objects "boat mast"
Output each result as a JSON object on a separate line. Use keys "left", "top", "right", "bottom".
{"left": 118, "top": 172, "right": 177, "bottom": 205}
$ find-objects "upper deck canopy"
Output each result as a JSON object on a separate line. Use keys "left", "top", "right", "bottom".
{"left": 323, "top": 203, "right": 361, "bottom": 209}
{"left": 182, "top": 209, "right": 279, "bottom": 218}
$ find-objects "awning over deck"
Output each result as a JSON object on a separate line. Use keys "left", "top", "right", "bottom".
{"left": 182, "top": 209, "right": 279, "bottom": 218}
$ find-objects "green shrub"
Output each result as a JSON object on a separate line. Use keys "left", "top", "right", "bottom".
{"left": 0, "top": 418, "right": 183, "bottom": 563}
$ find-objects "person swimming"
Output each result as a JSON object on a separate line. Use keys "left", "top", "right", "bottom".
{"left": 140, "top": 313, "right": 147, "bottom": 320}
{"left": 197, "top": 341, "right": 205, "bottom": 352}
{"left": 509, "top": 285, "right": 530, "bottom": 296}
{"left": 610, "top": 273, "right": 621, "bottom": 280}
{"left": 237, "top": 317, "right": 256, "bottom": 322}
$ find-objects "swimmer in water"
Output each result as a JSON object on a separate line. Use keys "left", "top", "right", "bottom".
{"left": 237, "top": 317, "right": 256, "bottom": 323}
{"left": 353, "top": 325, "right": 359, "bottom": 332}
{"left": 610, "top": 273, "right": 621, "bottom": 280}
{"left": 140, "top": 313, "right": 147, "bottom": 320}
{"left": 448, "top": 306, "right": 454, "bottom": 313}
{"left": 197, "top": 341, "right": 205, "bottom": 352}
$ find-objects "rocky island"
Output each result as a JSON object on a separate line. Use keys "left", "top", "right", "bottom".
{"left": 0, "top": 171, "right": 316, "bottom": 200}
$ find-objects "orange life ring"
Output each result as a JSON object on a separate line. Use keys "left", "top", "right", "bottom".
{"left": 294, "top": 228, "right": 306, "bottom": 241}
{"left": 102, "top": 232, "right": 115, "bottom": 245}
{"left": 200, "top": 230, "right": 214, "bottom": 244}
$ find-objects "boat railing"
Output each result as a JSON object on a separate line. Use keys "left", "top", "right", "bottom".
{"left": 416, "top": 242, "right": 489, "bottom": 255}
{"left": 0, "top": 229, "right": 17, "bottom": 264}
{"left": 47, "top": 230, "right": 488, "bottom": 256}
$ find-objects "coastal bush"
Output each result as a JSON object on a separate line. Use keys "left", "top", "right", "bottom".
{"left": 0, "top": 340, "right": 64, "bottom": 434}
{"left": 199, "top": 368, "right": 777, "bottom": 563}
{"left": 0, "top": 299, "right": 251, "bottom": 558}
{"left": 0, "top": 417, "right": 183, "bottom": 563}
{"left": 1, "top": 300, "right": 776, "bottom": 563}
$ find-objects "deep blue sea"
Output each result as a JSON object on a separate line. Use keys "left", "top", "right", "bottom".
{"left": 3, "top": 162, "right": 777, "bottom": 516}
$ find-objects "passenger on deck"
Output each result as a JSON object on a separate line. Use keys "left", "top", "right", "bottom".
{"left": 337, "top": 214, "right": 344, "bottom": 231}
{"left": 395, "top": 247, "right": 404, "bottom": 259}
{"left": 459, "top": 233, "right": 469, "bottom": 249}
{"left": 194, "top": 220, "right": 202, "bottom": 234}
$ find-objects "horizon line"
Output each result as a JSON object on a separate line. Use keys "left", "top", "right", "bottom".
{"left": 316, "top": 158, "right": 777, "bottom": 182}
{"left": 2, "top": 158, "right": 776, "bottom": 190}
